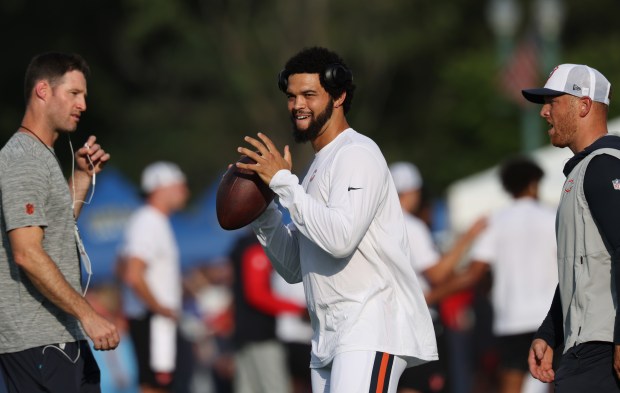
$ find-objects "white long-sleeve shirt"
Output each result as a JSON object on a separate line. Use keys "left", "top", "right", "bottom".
{"left": 252, "top": 128, "right": 437, "bottom": 368}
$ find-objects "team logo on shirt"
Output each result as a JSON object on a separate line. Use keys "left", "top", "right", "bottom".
{"left": 612, "top": 179, "right": 620, "bottom": 190}
{"left": 564, "top": 179, "right": 574, "bottom": 193}
{"left": 25, "top": 203, "right": 35, "bottom": 215}
{"left": 309, "top": 169, "right": 317, "bottom": 182}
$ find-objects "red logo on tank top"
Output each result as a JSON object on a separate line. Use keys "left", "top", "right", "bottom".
{"left": 25, "top": 203, "right": 35, "bottom": 215}
{"left": 564, "top": 179, "right": 574, "bottom": 193}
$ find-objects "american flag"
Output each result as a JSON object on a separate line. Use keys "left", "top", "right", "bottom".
{"left": 498, "top": 34, "right": 541, "bottom": 106}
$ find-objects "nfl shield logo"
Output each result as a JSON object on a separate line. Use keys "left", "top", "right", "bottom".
{"left": 613, "top": 179, "right": 620, "bottom": 190}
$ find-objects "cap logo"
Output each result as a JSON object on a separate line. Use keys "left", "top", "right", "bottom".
{"left": 612, "top": 179, "right": 620, "bottom": 190}
{"left": 547, "top": 66, "right": 560, "bottom": 81}
{"left": 572, "top": 84, "right": 581, "bottom": 92}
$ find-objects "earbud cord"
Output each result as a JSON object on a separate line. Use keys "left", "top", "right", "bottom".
{"left": 18, "top": 125, "right": 96, "bottom": 208}
{"left": 68, "top": 135, "right": 95, "bottom": 297}
{"left": 67, "top": 136, "right": 96, "bottom": 209}
{"left": 18, "top": 126, "right": 94, "bottom": 297}
{"left": 42, "top": 343, "right": 81, "bottom": 364}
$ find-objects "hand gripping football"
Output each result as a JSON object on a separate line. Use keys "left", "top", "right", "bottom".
{"left": 216, "top": 155, "right": 275, "bottom": 230}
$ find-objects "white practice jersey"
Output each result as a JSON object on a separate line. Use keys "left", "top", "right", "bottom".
{"left": 253, "top": 128, "right": 437, "bottom": 368}
{"left": 470, "top": 197, "right": 558, "bottom": 335}
{"left": 119, "top": 205, "right": 182, "bottom": 372}
{"left": 403, "top": 212, "right": 441, "bottom": 294}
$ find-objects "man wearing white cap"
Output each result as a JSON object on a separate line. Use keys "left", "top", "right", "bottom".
{"left": 118, "top": 162, "right": 189, "bottom": 393}
{"left": 389, "top": 161, "right": 486, "bottom": 393}
{"left": 523, "top": 64, "right": 620, "bottom": 391}
{"left": 389, "top": 162, "right": 486, "bottom": 297}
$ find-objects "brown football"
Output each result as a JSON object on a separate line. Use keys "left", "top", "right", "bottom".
{"left": 216, "top": 155, "right": 275, "bottom": 230}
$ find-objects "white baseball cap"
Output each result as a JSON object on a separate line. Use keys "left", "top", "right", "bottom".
{"left": 141, "top": 161, "right": 186, "bottom": 193}
{"left": 522, "top": 64, "right": 611, "bottom": 105}
{"left": 389, "top": 161, "right": 422, "bottom": 193}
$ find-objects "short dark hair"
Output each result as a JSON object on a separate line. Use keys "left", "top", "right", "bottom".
{"left": 23, "top": 52, "right": 90, "bottom": 104}
{"left": 499, "top": 156, "right": 544, "bottom": 197}
{"left": 283, "top": 47, "right": 356, "bottom": 114}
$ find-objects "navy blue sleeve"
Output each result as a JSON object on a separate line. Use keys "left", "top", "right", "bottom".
{"left": 584, "top": 154, "right": 620, "bottom": 344}
{"left": 534, "top": 285, "right": 563, "bottom": 348}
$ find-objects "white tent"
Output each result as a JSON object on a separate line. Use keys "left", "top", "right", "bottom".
{"left": 446, "top": 117, "right": 620, "bottom": 234}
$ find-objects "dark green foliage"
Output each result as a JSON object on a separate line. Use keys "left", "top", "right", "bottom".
{"left": 1, "top": 0, "right": 619, "bottom": 199}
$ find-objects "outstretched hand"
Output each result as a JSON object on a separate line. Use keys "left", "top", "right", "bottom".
{"left": 464, "top": 217, "right": 488, "bottom": 241}
{"left": 237, "top": 132, "right": 292, "bottom": 185}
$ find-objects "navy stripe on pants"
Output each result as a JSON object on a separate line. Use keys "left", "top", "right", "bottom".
{"left": 368, "top": 352, "right": 395, "bottom": 393}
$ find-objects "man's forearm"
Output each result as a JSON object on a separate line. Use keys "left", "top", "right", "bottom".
{"left": 19, "top": 247, "right": 95, "bottom": 322}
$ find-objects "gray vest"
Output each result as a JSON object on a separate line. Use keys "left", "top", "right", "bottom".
{"left": 557, "top": 148, "right": 620, "bottom": 352}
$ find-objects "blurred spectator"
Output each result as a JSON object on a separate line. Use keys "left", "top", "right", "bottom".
{"left": 427, "top": 156, "right": 557, "bottom": 393}
{"left": 230, "top": 232, "right": 306, "bottom": 393}
{"left": 272, "top": 275, "right": 313, "bottom": 393}
{"left": 182, "top": 260, "right": 235, "bottom": 393}
{"left": 389, "top": 161, "right": 487, "bottom": 393}
{"left": 117, "top": 162, "right": 190, "bottom": 393}
{"left": 86, "top": 284, "right": 139, "bottom": 393}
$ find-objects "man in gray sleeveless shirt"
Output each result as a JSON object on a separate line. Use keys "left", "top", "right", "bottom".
{"left": 0, "top": 52, "right": 119, "bottom": 393}
{"left": 522, "top": 64, "right": 620, "bottom": 391}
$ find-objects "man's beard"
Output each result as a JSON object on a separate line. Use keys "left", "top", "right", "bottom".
{"left": 291, "top": 99, "right": 334, "bottom": 143}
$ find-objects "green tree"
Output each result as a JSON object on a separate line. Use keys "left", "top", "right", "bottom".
{"left": 2, "top": 0, "right": 620, "bottom": 200}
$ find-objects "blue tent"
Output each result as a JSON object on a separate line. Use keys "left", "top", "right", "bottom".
{"left": 170, "top": 178, "right": 246, "bottom": 270}
{"left": 76, "top": 167, "right": 142, "bottom": 284}
{"left": 76, "top": 168, "right": 244, "bottom": 284}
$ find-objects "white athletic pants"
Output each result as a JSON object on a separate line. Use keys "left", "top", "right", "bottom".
{"left": 310, "top": 351, "right": 407, "bottom": 393}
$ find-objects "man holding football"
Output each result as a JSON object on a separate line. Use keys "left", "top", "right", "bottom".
{"left": 235, "top": 46, "right": 437, "bottom": 393}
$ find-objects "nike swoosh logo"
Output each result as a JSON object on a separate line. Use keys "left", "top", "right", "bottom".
{"left": 348, "top": 187, "right": 362, "bottom": 191}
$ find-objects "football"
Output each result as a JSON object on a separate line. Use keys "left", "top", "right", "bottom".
{"left": 216, "top": 155, "right": 275, "bottom": 230}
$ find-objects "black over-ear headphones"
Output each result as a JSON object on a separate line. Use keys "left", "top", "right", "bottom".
{"left": 278, "top": 63, "right": 353, "bottom": 92}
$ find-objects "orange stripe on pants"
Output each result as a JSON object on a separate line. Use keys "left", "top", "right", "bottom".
{"left": 375, "top": 352, "right": 390, "bottom": 393}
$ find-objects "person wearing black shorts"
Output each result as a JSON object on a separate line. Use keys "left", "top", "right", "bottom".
{"left": 117, "top": 161, "right": 189, "bottom": 393}
{"left": 0, "top": 52, "right": 118, "bottom": 393}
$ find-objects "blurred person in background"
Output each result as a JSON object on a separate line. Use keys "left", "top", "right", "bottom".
{"left": 0, "top": 51, "right": 118, "bottom": 393}
{"left": 389, "top": 161, "right": 487, "bottom": 393}
{"left": 118, "top": 162, "right": 189, "bottom": 393}
{"left": 230, "top": 231, "right": 307, "bottom": 393}
{"left": 272, "top": 274, "right": 313, "bottom": 393}
{"left": 87, "top": 285, "right": 139, "bottom": 393}
{"left": 523, "top": 64, "right": 620, "bottom": 392}
{"left": 426, "top": 156, "right": 557, "bottom": 393}
{"left": 182, "top": 259, "right": 235, "bottom": 393}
